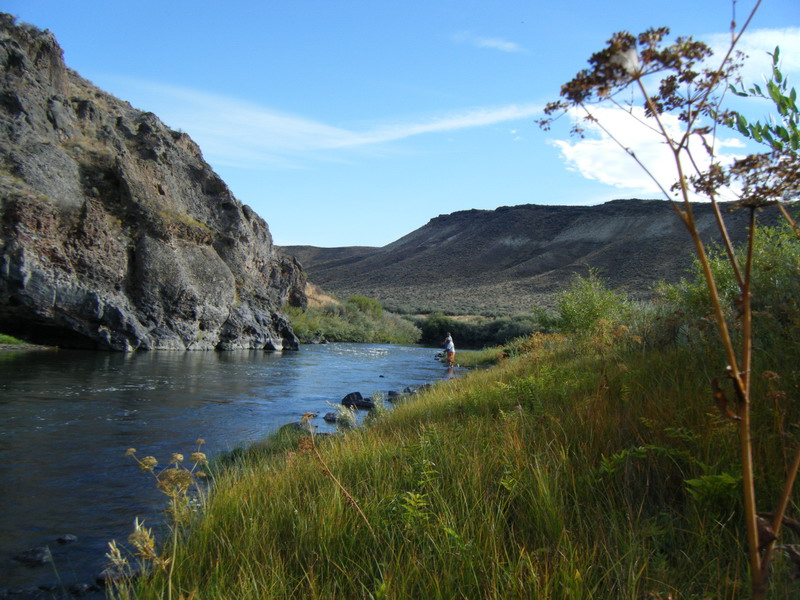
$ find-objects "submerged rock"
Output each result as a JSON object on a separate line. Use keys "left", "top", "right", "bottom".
{"left": 12, "top": 546, "right": 52, "bottom": 567}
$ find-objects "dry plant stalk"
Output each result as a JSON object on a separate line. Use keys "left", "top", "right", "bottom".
{"left": 538, "top": 1, "right": 799, "bottom": 596}
{"left": 299, "top": 412, "right": 378, "bottom": 541}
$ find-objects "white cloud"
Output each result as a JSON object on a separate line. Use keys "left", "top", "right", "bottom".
{"left": 110, "top": 79, "right": 540, "bottom": 170}
{"left": 545, "top": 26, "right": 800, "bottom": 203}
{"left": 704, "top": 27, "right": 800, "bottom": 83}
{"left": 450, "top": 31, "right": 526, "bottom": 53}
{"left": 548, "top": 106, "right": 745, "bottom": 202}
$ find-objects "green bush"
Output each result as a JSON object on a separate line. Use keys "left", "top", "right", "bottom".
{"left": 346, "top": 295, "right": 383, "bottom": 319}
{"left": 415, "top": 313, "right": 537, "bottom": 349}
{"left": 286, "top": 297, "right": 421, "bottom": 345}
{"left": 549, "top": 270, "right": 631, "bottom": 334}
{"left": 658, "top": 224, "right": 800, "bottom": 344}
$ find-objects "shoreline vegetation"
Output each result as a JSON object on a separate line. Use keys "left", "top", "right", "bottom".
{"left": 110, "top": 224, "right": 800, "bottom": 598}
{"left": 286, "top": 287, "right": 540, "bottom": 350}
{"left": 0, "top": 333, "right": 57, "bottom": 352}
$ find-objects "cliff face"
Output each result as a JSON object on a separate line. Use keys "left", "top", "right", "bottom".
{"left": 282, "top": 200, "right": 781, "bottom": 315}
{"left": 0, "top": 15, "right": 306, "bottom": 350}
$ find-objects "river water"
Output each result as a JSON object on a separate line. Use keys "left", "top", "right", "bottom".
{"left": 0, "top": 343, "right": 454, "bottom": 593}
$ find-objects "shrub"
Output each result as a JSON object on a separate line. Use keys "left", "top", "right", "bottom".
{"left": 415, "top": 313, "right": 537, "bottom": 349}
{"left": 286, "top": 297, "right": 421, "bottom": 345}
{"left": 551, "top": 270, "right": 630, "bottom": 334}
{"left": 658, "top": 224, "right": 800, "bottom": 345}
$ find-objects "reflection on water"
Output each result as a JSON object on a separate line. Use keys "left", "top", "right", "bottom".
{"left": 0, "top": 344, "right": 451, "bottom": 591}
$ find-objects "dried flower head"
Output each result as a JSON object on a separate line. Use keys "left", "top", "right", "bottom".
{"left": 196, "top": 438, "right": 205, "bottom": 446}
{"left": 190, "top": 452, "right": 208, "bottom": 465}
{"left": 124, "top": 448, "right": 137, "bottom": 456}
{"left": 171, "top": 453, "right": 184, "bottom": 464}
{"left": 157, "top": 468, "right": 193, "bottom": 494}
{"left": 128, "top": 518, "right": 156, "bottom": 557}
{"left": 139, "top": 456, "right": 158, "bottom": 472}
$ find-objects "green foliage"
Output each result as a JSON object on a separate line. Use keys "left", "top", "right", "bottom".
{"left": 346, "top": 295, "right": 383, "bottom": 319}
{"left": 286, "top": 296, "right": 420, "bottom": 345}
{"left": 549, "top": 270, "right": 630, "bottom": 334}
{"left": 728, "top": 47, "right": 799, "bottom": 152}
{"left": 685, "top": 472, "right": 742, "bottom": 515}
{"left": 0, "top": 333, "right": 26, "bottom": 345}
{"left": 658, "top": 224, "right": 800, "bottom": 340}
{"left": 415, "top": 313, "right": 537, "bottom": 349}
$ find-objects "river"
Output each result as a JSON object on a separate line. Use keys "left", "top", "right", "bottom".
{"left": 0, "top": 343, "right": 455, "bottom": 594}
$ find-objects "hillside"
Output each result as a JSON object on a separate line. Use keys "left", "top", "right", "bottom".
{"left": 281, "top": 199, "right": 781, "bottom": 314}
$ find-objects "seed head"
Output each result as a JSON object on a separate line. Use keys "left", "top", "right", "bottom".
{"left": 140, "top": 456, "right": 158, "bottom": 472}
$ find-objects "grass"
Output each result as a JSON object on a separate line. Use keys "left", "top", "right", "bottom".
{"left": 117, "top": 317, "right": 800, "bottom": 599}
{"left": 0, "top": 333, "right": 28, "bottom": 345}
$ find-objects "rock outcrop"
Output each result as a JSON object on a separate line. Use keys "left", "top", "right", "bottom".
{"left": 0, "top": 14, "right": 306, "bottom": 351}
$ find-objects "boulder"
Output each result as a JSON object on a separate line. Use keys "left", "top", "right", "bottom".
{"left": 341, "top": 391, "right": 375, "bottom": 410}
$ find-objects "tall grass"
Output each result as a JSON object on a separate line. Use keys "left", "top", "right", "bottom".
{"left": 119, "top": 294, "right": 799, "bottom": 598}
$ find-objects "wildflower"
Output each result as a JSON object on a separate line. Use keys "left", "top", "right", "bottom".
{"left": 190, "top": 452, "right": 207, "bottom": 465}
{"left": 124, "top": 448, "right": 136, "bottom": 456}
{"left": 170, "top": 453, "right": 184, "bottom": 464}
{"left": 196, "top": 438, "right": 205, "bottom": 445}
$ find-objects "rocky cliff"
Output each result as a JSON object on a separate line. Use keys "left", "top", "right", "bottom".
{"left": 282, "top": 200, "right": 782, "bottom": 315}
{"left": 0, "top": 15, "right": 306, "bottom": 350}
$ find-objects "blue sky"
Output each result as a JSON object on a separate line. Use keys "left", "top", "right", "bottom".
{"left": 7, "top": 1, "right": 800, "bottom": 247}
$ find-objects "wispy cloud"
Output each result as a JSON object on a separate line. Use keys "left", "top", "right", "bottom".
{"left": 450, "top": 31, "right": 527, "bottom": 53}
{"left": 112, "top": 78, "right": 540, "bottom": 169}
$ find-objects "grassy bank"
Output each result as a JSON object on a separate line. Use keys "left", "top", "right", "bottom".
{"left": 114, "top": 226, "right": 799, "bottom": 598}
{"left": 116, "top": 331, "right": 798, "bottom": 598}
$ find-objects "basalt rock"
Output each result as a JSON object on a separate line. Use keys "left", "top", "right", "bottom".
{"left": 0, "top": 15, "right": 306, "bottom": 350}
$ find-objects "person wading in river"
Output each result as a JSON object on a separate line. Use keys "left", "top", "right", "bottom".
{"left": 443, "top": 333, "right": 456, "bottom": 367}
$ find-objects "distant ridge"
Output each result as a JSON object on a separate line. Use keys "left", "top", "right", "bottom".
{"left": 280, "top": 199, "right": 782, "bottom": 315}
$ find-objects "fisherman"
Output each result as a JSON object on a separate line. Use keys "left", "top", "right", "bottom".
{"left": 443, "top": 332, "right": 455, "bottom": 367}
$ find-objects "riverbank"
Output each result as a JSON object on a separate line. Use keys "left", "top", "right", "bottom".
{"left": 116, "top": 322, "right": 800, "bottom": 598}
{"left": 0, "top": 343, "right": 463, "bottom": 596}
{"left": 0, "top": 343, "right": 58, "bottom": 352}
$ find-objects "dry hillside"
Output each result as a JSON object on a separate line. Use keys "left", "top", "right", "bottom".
{"left": 281, "top": 199, "right": 782, "bottom": 315}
